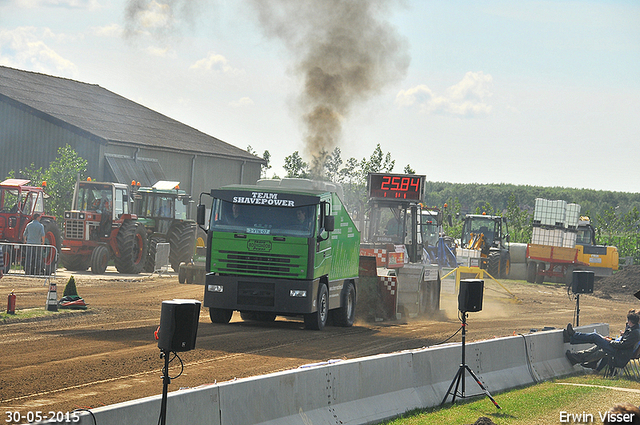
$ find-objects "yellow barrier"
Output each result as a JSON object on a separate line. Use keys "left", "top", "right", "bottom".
{"left": 441, "top": 266, "right": 520, "bottom": 302}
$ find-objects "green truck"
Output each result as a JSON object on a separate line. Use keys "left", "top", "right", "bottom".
{"left": 196, "top": 179, "right": 360, "bottom": 330}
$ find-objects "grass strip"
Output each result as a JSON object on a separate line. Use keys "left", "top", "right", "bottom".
{"left": 379, "top": 374, "right": 640, "bottom": 425}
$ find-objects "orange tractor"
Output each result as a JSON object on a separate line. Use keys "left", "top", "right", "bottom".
{"left": 60, "top": 180, "right": 148, "bottom": 274}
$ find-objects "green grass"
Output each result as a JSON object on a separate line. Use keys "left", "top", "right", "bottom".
{"left": 378, "top": 374, "right": 640, "bottom": 424}
{"left": 0, "top": 307, "right": 85, "bottom": 323}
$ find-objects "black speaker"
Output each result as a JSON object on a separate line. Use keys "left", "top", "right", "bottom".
{"left": 158, "top": 299, "right": 201, "bottom": 352}
{"left": 458, "top": 279, "right": 484, "bottom": 312}
{"left": 571, "top": 271, "right": 594, "bottom": 294}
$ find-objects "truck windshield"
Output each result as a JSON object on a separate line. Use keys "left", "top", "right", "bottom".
{"left": 210, "top": 199, "right": 316, "bottom": 237}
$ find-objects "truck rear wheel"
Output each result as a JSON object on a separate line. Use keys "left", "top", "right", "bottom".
{"left": 114, "top": 221, "right": 148, "bottom": 274}
{"left": 333, "top": 282, "right": 356, "bottom": 327}
{"left": 535, "top": 263, "right": 546, "bottom": 284}
{"left": 209, "top": 307, "right": 232, "bottom": 324}
{"left": 90, "top": 245, "right": 109, "bottom": 274}
{"left": 304, "top": 284, "right": 329, "bottom": 330}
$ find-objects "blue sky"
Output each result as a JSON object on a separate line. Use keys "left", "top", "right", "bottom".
{"left": 1, "top": 0, "right": 638, "bottom": 193}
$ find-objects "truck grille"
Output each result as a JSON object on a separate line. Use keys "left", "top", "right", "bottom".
{"left": 237, "top": 281, "right": 275, "bottom": 306}
{"left": 65, "top": 220, "right": 84, "bottom": 239}
{"left": 217, "top": 250, "right": 302, "bottom": 277}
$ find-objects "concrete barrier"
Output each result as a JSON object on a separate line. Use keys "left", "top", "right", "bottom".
{"left": 71, "top": 324, "right": 607, "bottom": 425}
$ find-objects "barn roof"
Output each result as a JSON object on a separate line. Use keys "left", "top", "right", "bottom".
{"left": 0, "top": 65, "right": 263, "bottom": 163}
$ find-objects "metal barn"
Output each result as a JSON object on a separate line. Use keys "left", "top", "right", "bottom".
{"left": 0, "top": 65, "right": 264, "bottom": 216}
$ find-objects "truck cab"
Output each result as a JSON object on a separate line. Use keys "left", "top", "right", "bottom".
{"left": 197, "top": 179, "right": 360, "bottom": 330}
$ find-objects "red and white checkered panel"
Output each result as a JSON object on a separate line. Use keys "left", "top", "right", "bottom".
{"left": 360, "top": 248, "right": 387, "bottom": 266}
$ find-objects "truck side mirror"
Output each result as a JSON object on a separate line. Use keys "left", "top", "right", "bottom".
{"left": 196, "top": 204, "right": 206, "bottom": 225}
{"left": 324, "top": 215, "right": 335, "bottom": 232}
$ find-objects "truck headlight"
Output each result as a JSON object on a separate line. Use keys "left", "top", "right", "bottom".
{"left": 208, "top": 285, "right": 224, "bottom": 293}
{"left": 290, "top": 290, "right": 307, "bottom": 298}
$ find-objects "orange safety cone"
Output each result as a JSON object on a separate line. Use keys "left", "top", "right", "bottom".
{"left": 7, "top": 290, "right": 16, "bottom": 314}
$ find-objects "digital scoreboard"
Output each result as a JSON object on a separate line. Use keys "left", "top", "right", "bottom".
{"left": 367, "top": 173, "right": 425, "bottom": 201}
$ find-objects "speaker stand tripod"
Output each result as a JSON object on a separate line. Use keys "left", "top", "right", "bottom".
{"left": 159, "top": 349, "right": 171, "bottom": 425}
{"left": 441, "top": 312, "right": 501, "bottom": 409}
{"left": 575, "top": 293, "right": 581, "bottom": 326}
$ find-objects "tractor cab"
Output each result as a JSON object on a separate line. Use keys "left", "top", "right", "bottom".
{"left": 61, "top": 180, "right": 147, "bottom": 275}
{"left": 461, "top": 214, "right": 511, "bottom": 278}
{"left": 131, "top": 180, "right": 196, "bottom": 273}
{"left": 0, "top": 179, "right": 60, "bottom": 274}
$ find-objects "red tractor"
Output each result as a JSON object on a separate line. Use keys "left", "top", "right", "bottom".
{"left": 60, "top": 180, "right": 148, "bottom": 274}
{"left": 0, "top": 179, "right": 61, "bottom": 274}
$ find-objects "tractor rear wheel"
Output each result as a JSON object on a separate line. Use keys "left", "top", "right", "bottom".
{"left": 114, "top": 221, "right": 148, "bottom": 274}
{"left": 167, "top": 221, "right": 197, "bottom": 272}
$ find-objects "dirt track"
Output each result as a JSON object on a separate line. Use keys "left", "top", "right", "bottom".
{"left": 0, "top": 269, "right": 637, "bottom": 417}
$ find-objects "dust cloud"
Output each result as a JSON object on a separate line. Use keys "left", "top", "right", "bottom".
{"left": 122, "top": 1, "right": 410, "bottom": 175}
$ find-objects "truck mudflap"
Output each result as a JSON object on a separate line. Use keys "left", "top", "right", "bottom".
{"left": 204, "top": 274, "right": 320, "bottom": 315}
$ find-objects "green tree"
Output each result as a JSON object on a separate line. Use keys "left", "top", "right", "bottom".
{"left": 42, "top": 145, "right": 87, "bottom": 222}
{"left": 247, "top": 146, "right": 272, "bottom": 178}
{"left": 6, "top": 145, "right": 87, "bottom": 224}
{"left": 403, "top": 164, "right": 415, "bottom": 174}
{"left": 504, "top": 193, "right": 532, "bottom": 243}
{"left": 283, "top": 151, "right": 309, "bottom": 178}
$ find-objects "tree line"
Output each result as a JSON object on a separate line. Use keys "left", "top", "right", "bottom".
{"left": 8, "top": 144, "right": 640, "bottom": 263}
{"left": 253, "top": 145, "right": 640, "bottom": 263}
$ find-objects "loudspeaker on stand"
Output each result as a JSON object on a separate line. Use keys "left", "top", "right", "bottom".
{"left": 458, "top": 279, "right": 484, "bottom": 313}
{"left": 158, "top": 299, "right": 201, "bottom": 352}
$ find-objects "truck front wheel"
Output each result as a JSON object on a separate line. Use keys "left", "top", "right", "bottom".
{"left": 209, "top": 308, "right": 232, "bottom": 324}
{"left": 304, "top": 284, "right": 328, "bottom": 330}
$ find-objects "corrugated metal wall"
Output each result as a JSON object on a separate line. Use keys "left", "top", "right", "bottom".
{"left": 1, "top": 97, "right": 261, "bottom": 218}
{"left": 0, "top": 99, "right": 101, "bottom": 179}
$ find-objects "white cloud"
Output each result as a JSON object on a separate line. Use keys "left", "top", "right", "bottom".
{"left": 146, "top": 45, "right": 174, "bottom": 57}
{"left": 396, "top": 71, "right": 493, "bottom": 117}
{"left": 12, "top": 0, "right": 100, "bottom": 9}
{"left": 0, "top": 27, "right": 78, "bottom": 77}
{"left": 190, "top": 52, "right": 244, "bottom": 75}
{"left": 229, "top": 97, "right": 254, "bottom": 108}
{"left": 91, "top": 23, "right": 123, "bottom": 38}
